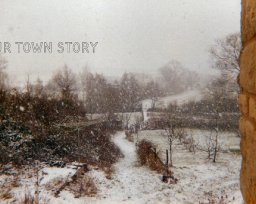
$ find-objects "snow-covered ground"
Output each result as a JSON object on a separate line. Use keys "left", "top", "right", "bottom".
{"left": 135, "top": 129, "right": 243, "bottom": 203}
{"left": 141, "top": 89, "right": 203, "bottom": 112}
{"left": 0, "top": 130, "right": 243, "bottom": 204}
{"left": 156, "top": 89, "right": 203, "bottom": 107}
{"left": 141, "top": 89, "right": 203, "bottom": 123}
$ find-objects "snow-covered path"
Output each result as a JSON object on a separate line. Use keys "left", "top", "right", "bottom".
{"left": 142, "top": 99, "right": 151, "bottom": 122}
{"left": 82, "top": 131, "right": 171, "bottom": 204}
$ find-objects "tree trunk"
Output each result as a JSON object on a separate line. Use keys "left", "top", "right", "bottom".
{"left": 166, "top": 149, "right": 169, "bottom": 175}
{"left": 169, "top": 140, "right": 173, "bottom": 167}
{"left": 213, "top": 133, "right": 218, "bottom": 163}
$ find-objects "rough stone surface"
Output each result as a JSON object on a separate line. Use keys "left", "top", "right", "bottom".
{"left": 240, "top": 0, "right": 256, "bottom": 203}
{"left": 239, "top": 93, "right": 249, "bottom": 115}
{"left": 240, "top": 39, "right": 256, "bottom": 93}
{"left": 240, "top": 119, "right": 256, "bottom": 203}
{"left": 249, "top": 96, "right": 256, "bottom": 120}
{"left": 242, "top": 0, "right": 256, "bottom": 43}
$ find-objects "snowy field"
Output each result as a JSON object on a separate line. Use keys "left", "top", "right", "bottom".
{"left": 134, "top": 129, "right": 242, "bottom": 203}
{"left": 0, "top": 130, "right": 242, "bottom": 204}
{"left": 142, "top": 89, "right": 203, "bottom": 112}
{"left": 156, "top": 90, "right": 203, "bottom": 108}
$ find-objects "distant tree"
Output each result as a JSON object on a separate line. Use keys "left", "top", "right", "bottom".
{"left": 24, "top": 75, "right": 33, "bottom": 98}
{"left": 52, "top": 65, "right": 77, "bottom": 100}
{"left": 183, "top": 70, "right": 200, "bottom": 90}
{"left": 85, "top": 73, "right": 108, "bottom": 114}
{"left": 103, "top": 83, "right": 121, "bottom": 119}
{"left": 0, "top": 55, "right": 8, "bottom": 90}
{"left": 202, "top": 33, "right": 241, "bottom": 134}
{"left": 210, "top": 33, "right": 241, "bottom": 95}
{"left": 0, "top": 56, "right": 8, "bottom": 119}
{"left": 119, "top": 73, "right": 142, "bottom": 129}
{"left": 120, "top": 73, "right": 142, "bottom": 112}
{"left": 205, "top": 66, "right": 239, "bottom": 114}
{"left": 144, "top": 80, "right": 162, "bottom": 109}
{"left": 79, "top": 66, "right": 90, "bottom": 103}
{"left": 159, "top": 61, "right": 184, "bottom": 94}
{"left": 210, "top": 33, "right": 241, "bottom": 77}
{"left": 159, "top": 60, "right": 199, "bottom": 94}
{"left": 84, "top": 72, "right": 95, "bottom": 117}
{"left": 93, "top": 73, "right": 108, "bottom": 113}
{"left": 44, "top": 79, "right": 58, "bottom": 98}
{"left": 33, "top": 78, "right": 44, "bottom": 97}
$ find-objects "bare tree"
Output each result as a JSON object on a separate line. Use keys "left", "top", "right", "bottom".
{"left": 159, "top": 61, "right": 185, "bottom": 94}
{"left": 159, "top": 60, "right": 200, "bottom": 94}
{"left": 120, "top": 73, "right": 142, "bottom": 112}
{"left": 0, "top": 55, "right": 8, "bottom": 90}
{"left": 33, "top": 77, "right": 44, "bottom": 97}
{"left": 162, "top": 107, "right": 183, "bottom": 167}
{"left": 145, "top": 80, "right": 162, "bottom": 109}
{"left": 210, "top": 33, "right": 241, "bottom": 76}
{"left": 103, "top": 82, "right": 121, "bottom": 121}
{"left": 211, "top": 128, "right": 219, "bottom": 163}
{"left": 182, "top": 133, "right": 198, "bottom": 154}
{"left": 84, "top": 72, "right": 95, "bottom": 118}
{"left": 199, "top": 79, "right": 226, "bottom": 162}
{"left": 197, "top": 131, "right": 221, "bottom": 162}
{"left": 24, "top": 74, "right": 33, "bottom": 98}
{"left": 85, "top": 73, "right": 108, "bottom": 115}
{"left": 119, "top": 73, "right": 142, "bottom": 129}
{"left": 79, "top": 66, "right": 90, "bottom": 103}
{"left": 52, "top": 65, "right": 77, "bottom": 100}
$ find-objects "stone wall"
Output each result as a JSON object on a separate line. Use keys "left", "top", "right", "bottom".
{"left": 239, "top": 0, "right": 256, "bottom": 203}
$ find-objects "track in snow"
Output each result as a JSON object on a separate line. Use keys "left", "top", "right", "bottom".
{"left": 85, "top": 131, "right": 168, "bottom": 204}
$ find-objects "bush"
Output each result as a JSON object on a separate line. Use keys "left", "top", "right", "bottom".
{"left": 0, "top": 88, "right": 122, "bottom": 168}
{"left": 137, "top": 140, "right": 166, "bottom": 173}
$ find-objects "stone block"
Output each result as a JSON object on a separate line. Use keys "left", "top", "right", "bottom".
{"left": 242, "top": 0, "right": 256, "bottom": 42}
{"left": 240, "top": 39, "right": 256, "bottom": 93}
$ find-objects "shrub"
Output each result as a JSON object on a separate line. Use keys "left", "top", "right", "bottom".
{"left": 137, "top": 140, "right": 166, "bottom": 173}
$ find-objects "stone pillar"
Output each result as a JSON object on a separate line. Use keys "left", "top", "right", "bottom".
{"left": 239, "top": 0, "right": 256, "bottom": 203}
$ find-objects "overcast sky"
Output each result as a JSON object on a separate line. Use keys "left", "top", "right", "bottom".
{"left": 0, "top": 0, "right": 241, "bottom": 85}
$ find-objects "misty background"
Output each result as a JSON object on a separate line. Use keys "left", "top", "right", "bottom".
{"left": 0, "top": 0, "right": 241, "bottom": 85}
